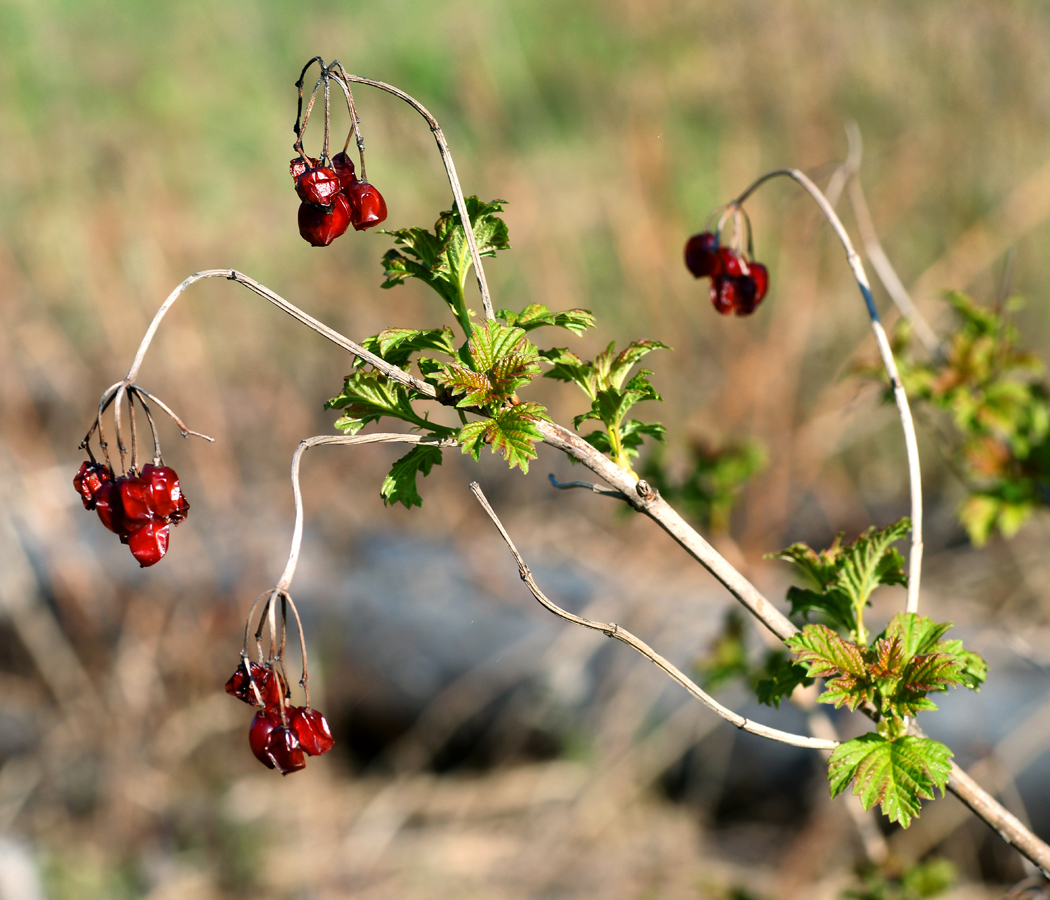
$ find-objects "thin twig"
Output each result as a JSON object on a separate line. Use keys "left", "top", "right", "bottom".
{"left": 547, "top": 473, "right": 627, "bottom": 499}
{"left": 469, "top": 482, "right": 837, "bottom": 751}
{"left": 734, "top": 168, "right": 924, "bottom": 614}
{"left": 332, "top": 72, "right": 495, "bottom": 321}
{"left": 275, "top": 433, "right": 456, "bottom": 592}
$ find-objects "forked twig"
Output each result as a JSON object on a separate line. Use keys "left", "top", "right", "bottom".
{"left": 470, "top": 482, "right": 837, "bottom": 752}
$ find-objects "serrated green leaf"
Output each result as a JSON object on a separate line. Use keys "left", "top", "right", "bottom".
{"left": 827, "top": 734, "right": 952, "bottom": 828}
{"left": 541, "top": 347, "right": 600, "bottom": 399}
{"left": 785, "top": 586, "right": 855, "bottom": 634}
{"left": 787, "top": 624, "right": 873, "bottom": 711}
{"left": 435, "top": 322, "right": 541, "bottom": 407}
{"left": 754, "top": 652, "right": 814, "bottom": 708}
{"left": 359, "top": 326, "right": 458, "bottom": 370}
{"left": 380, "top": 445, "right": 443, "bottom": 509}
{"left": 497, "top": 304, "right": 596, "bottom": 335}
{"left": 834, "top": 520, "right": 910, "bottom": 617}
{"left": 326, "top": 371, "right": 453, "bottom": 436}
{"left": 456, "top": 402, "right": 551, "bottom": 473}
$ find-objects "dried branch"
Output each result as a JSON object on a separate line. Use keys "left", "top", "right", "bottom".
{"left": 470, "top": 482, "right": 837, "bottom": 751}
{"left": 734, "top": 167, "right": 924, "bottom": 614}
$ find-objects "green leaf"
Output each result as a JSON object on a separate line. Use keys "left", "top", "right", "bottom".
{"left": 435, "top": 321, "right": 541, "bottom": 407}
{"left": 835, "top": 520, "right": 910, "bottom": 618}
{"left": 787, "top": 624, "right": 874, "bottom": 711}
{"left": 326, "top": 371, "right": 451, "bottom": 435}
{"left": 359, "top": 327, "right": 457, "bottom": 370}
{"left": 541, "top": 347, "right": 600, "bottom": 399}
{"left": 457, "top": 402, "right": 551, "bottom": 473}
{"left": 380, "top": 445, "right": 443, "bottom": 509}
{"left": 827, "top": 734, "right": 953, "bottom": 828}
{"left": 497, "top": 303, "right": 596, "bottom": 335}
{"left": 754, "top": 651, "right": 814, "bottom": 708}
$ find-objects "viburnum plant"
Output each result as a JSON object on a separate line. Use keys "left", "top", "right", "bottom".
{"left": 73, "top": 57, "right": 1050, "bottom": 877}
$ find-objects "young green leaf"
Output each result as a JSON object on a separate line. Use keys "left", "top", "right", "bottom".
{"left": 359, "top": 327, "right": 458, "bottom": 370}
{"left": 435, "top": 321, "right": 541, "bottom": 407}
{"left": 326, "top": 371, "right": 452, "bottom": 436}
{"left": 754, "top": 651, "right": 814, "bottom": 708}
{"left": 786, "top": 624, "right": 874, "bottom": 711}
{"left": 380, "top": 445, "right": 444, "bottom": 509}
{"left": 497, "top": 303, "right": 596, "bottom": 335}
{"left": 457, "top": 402, "right": 551, "bottom": 473}
{"left": 828, "top": 734, "right": 953, "bottom": 829}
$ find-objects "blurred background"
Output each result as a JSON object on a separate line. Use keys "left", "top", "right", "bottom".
{"left": 2, "top": 1, "right": 1050, "bottom": 897}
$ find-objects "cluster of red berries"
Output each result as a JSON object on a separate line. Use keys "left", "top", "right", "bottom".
{"left": 226, "top": 659, "right": 334, "bottom": 774}
{"left": 74, "top": 461, "right": 189, "bottom": 567}
{"left": 293, "top": 152, "right": 387, "bottom": 246}
{"left": 684, "top": 232, "right": 769, "bottom": 316}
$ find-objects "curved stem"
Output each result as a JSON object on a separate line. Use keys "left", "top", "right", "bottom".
{"left": 470, "top": 482, "right": 837, "bottom": 751}
{"left": 275, "top": 432, "right": 457, "bottom": 592}
{"left": 332, "top": 72, "right": 495, "bottom": 322}
{"left": 734, "top": 168, "right": 924, "bottom": 613}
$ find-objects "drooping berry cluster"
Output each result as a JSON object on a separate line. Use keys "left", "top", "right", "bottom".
{"left": 74, "top": 460, "right": 189, "bottom": 567}
{"left": 292, "top": 152, "right": 387, "bottom": 246}
{"left": 225, "top": 658, "right": 334, "bottom": 775}
{"left": 292, "top": 58, "right": 387, "bottom": 247}
{"left": 684, "top": 231, "right": 769, "bottom": 316}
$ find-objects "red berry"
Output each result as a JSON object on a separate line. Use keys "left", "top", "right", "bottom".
{"left": 265, "top": 726, "right": 307, "bottom": 775}
{"left": 226, "top": 661, "right": 268, "bottom": 706}
{"left": 750, "top": 262, "right": 769, "bottom": 302}
{"left": 684, "top": 232, "right": 721, "bottom": 279}
{"left": 717, "top": 247, "right": 744, "bottom": 278}
{"left": 295, "top": 166, "right": 342, "bottom": 208}
{"left": 345, "top": 180, "right": 387, "bottom": 231}
{"left": 710, "top": 276, "right": 736, "bottom": 315}
{"left": 288, "top": 706, "right": 335, "bottom": 756}
{"left": 298, "top": 193, "right": 352, "bottom": 247}
{"left": 73, "top": 461, "right": 111, "bottom": 510}
{"left": 734, "top": 276, "right": 759, "bottom": 316}
{"left": 330, "top": 151, "right": 357, "bottom": 192}
{"left": 95, "top": 480, "right": 129, "bottom": 536}
{"left": 119, "top": 475, "right": 155, "bottom": 526}
{"left": 128, "top": 520, "right": 169, "bottom": 567}
{"left": 250, "top": 711, "right": 281, "bottom": 769}
{"left": 289, "top": 156, "right": 319, "bottom": 181}
{"left": 140, "top": 464, "right": 185, "bottom": 520}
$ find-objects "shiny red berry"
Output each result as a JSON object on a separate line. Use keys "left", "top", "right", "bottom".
{"left": 265, "top": 726, "right": 307, "bottom": 775}
{"left": 750, "top": 262, "right": 769, "bottom": 302}
{"left": 295, "top": 166, "right": 341, "bottom": 208}
{"left": 95, "top": 480, "right": 129, "bottom": 536}
{"left": 119, "top": 475, "right": 155, "bottom": 526}
{"left": 298, "top": 193, "right": 352, "bottom": 247}
{"left": 684, "top": 232, "right": 720, "bottom": 279}
{"left": 128, "top": 520, "right": 169, "bottom": 567}
{"left": 288, "top": 706, "right": 335, "bottom": 756}
{"left": 734, "top": 276, "right": 759, "bottom": 316}
{"left": 289, "top": 156, "right": 319, "bottom": 181}
{"left": 717, "top": 247, "right": 744, "bottom": 278}
{"left": 226, "top": 661, "right": 269, "bottom": 706}
{"left": 710, "top": 276, "right": 736, "bottom": 315}
{"left": 73, "top": 461, "right": 111, "bottom": 510}
{"left": 330, "top": 151, "right": 357, "bottom": 192}
{"left": 250, "top": 711, "right": 281, "bottom": 769}
{"left": 346, "top": 180, "right": 387, "bottom": 231}
{"left": 140, "top": 464, "right": 185, "bottom": 520}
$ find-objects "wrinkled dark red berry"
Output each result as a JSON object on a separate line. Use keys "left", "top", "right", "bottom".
{"left": 95, "top": 480, "right": 129, "bottom": 536}
{"left": 331, "top": 151, "right": 357, "bottom": 192}
{"left": 346, "top": 180, "right": 387, "bottom": 231}
{"left": 684, "top": 232, "right": 720, "bottom": 279}
{"left": 141, "top": 464, "right": 186, "bottom": 520}
{"left": 750, "top": 262, "right": 769, "bottom": 302}
{"left": 717, "top": 247, "right": 744, "bottom": 278}
{"left": 128, "top": 520, "right": 169, "bottom": 567}
{"left": 295, "top": 166, "right": 342, "bottom": 208}
{"left": 288, "top": 706, "right": 335, "bottom": 756}
{"left": 265, "top": 726, "right": 307, "bottom": 775}
{"left": 74, "top": 461, "right": 111, "bottom": 510}
{"left": 735, "top": 276, "right": 759, "bottom": 316}
{"left": 289, "top": 156, "right": 319, "bottom": 181}
{"left": 250, "top": 711, "right": 281, "bottom": 769}
{"left": 119, "top": 475, "right": 154, "bottom": 526}
{"left": 298, "top": 193, "right": 352, "bottom": 246}
{"left": 226, "top": 661, "right": 268, "bottom": 706}
{"left": 710, "top": 277, "right": 736, "bottom": 315}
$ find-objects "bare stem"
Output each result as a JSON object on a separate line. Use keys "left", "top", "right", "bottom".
{"left": 547, "top": 473, "right": 627, "bottom": 499}
{"left": 470, "top": 482, "right": 836, "bottom": 751}
{"left": 734, "top": 167, "right": 924, "bottom": 614}
{"left": 332, "top": 72, "right": 495, "bottom": 321}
